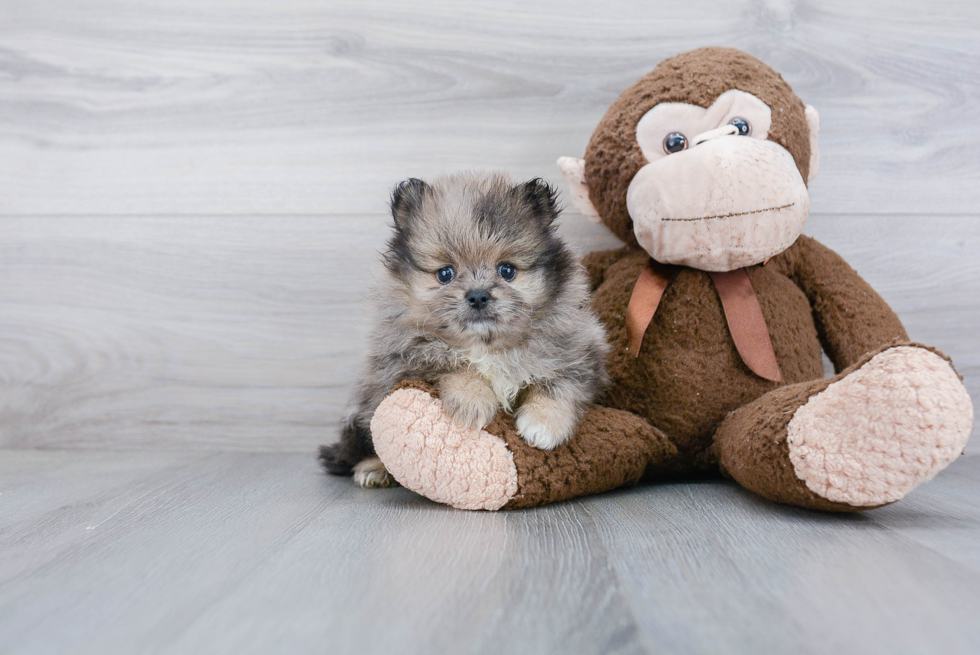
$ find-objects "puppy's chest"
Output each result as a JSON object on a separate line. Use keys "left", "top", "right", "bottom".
{"left": 461, "top": 351, "right": 532, "bottom": 412}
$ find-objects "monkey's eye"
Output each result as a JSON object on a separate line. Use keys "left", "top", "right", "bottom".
{"left": 663, "top": 132, "right": 688, "bottom": 154}
{"left": 497, "top": 262, "right": 516, "bottom": 281}
{"left": 436, "top": 266, "right": 455, "bottom": 285}
{"left": 730, "top": 117, "right": 751, "bottom": 136}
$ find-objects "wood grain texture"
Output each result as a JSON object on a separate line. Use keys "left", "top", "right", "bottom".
{"left": 588, "top": 468, "right": 980, "bottom": 654}
{"left": 0, "top": 449, "right": 204, "bottom": 529}
{"left": 0, "top": 449, "right": 978, "bottom": 654}
{"left": 868, "top": 459, "right": 980, "bottom": 574}
{"left": 0, "top": 214, "right": 975, "bottom": 451}
{"left": 2, "top": 0, "right": 980, "bottom": 215}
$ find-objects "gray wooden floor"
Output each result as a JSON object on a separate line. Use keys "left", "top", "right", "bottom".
{"left": 1, "top": 450, "right": 978, "bottom": 655}
{"left": 3, "top": 0, "right": 980, "bottom": 653}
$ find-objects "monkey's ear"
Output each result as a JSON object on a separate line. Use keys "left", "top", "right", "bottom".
{"left": 390, "top": 178, "right": 428, "bottom": 229}
{"left": 556, "top": 157, "right": 601, "bottom": 223}
{"left": 804, "top": 106, "right": 820, "bottom": 183}
{"left": 515, "top": 178, "right": 561, "bottom": 225}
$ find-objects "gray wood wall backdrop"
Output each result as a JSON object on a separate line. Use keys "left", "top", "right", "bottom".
{"left": 1, "top": 0, "right": 977, "bottom": 451}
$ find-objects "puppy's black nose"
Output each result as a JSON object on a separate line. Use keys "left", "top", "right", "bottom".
{"left": 466, "top": 289, "right": 492, "bottom": 310}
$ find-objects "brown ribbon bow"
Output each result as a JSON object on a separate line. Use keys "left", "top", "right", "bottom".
{"left": 625, "top": 260, "right": 783, "bottom": 383}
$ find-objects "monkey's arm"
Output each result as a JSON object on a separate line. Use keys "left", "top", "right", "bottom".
{"left": 582, "top": 247, "right": 630, "bottom": 290}
{"left": 773, "top": 235, "right": 908, "bottom": 372}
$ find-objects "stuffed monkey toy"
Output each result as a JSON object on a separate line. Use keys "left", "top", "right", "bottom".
{"left": 368, "top": 47, "right": 974, "bottom": 511}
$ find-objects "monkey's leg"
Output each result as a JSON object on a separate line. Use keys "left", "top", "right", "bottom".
{"left": 713, "top": 343, "right": 973, "bottom": 511}
{"left": 370, "top": 380, "right": 679, "bottom": 510}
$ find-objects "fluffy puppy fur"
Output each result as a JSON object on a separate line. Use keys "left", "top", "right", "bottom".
{"left": 319, "top": 172, "right": 609, "bottom": 487}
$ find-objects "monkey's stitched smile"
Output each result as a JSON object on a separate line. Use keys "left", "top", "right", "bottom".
{"left": 662, "top": 202, "right": 795, "bottom": 223}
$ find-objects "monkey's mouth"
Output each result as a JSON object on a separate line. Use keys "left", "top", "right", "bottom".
{"left": 662, "top": 202, "right": 795, "bottom": 223}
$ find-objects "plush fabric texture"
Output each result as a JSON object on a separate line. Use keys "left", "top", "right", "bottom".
{"left": 714, "top": 344, "right": 973, "bottom": 510}
{"left": 371, "top": 381, "right": 518, "bottom": 511}
{"left": 556, "top": 156, "right": 601, "bottom": 222}
{"left": 804, "top": 105, "right": 821, "bottom": 182}
{"left": 589, "top": 240, "right": 827, "bottom": 461}
{"left": 624, "top": 86, "right": 810, "bottom": 271}
{"left": 499, "top": 402, "right": 678, "bottom": 509}
{"left": 626, "top": 136, "right": 810, "bottom": 270}
{"left": 585, "top": 47, "right": 811, "bottom": 247}
{"left": 787, "top": 346, "right": 973, "bottom": 506}
{"left": 765, "top": 235, "right": 909, "bottom": 370}
{"left": 372, "top": 381, "right": 679, "bottom": 510}
{"left": 712, "top": 370, "right": 858, "bottom": 512}
{"left": 633, "top": 89, "right": 773, "bottom": 163}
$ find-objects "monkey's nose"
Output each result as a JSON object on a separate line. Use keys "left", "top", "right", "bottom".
{"left": 466, "top": 289, "right": 492, "bottom": 310}
{"left": 692, "top": 124, "right": 739, "bottom": 147}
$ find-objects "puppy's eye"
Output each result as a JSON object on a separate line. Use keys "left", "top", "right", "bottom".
{"left": 497, "top": 262, "right": 516, "bottom": 281}
{"left": 729, "top": 117, "right": 751, "bottom": 136}
{"left": 663, "top": 132, "right": 687, "bottom": 154}
{"left": 436, "top": 266, "right": 455, "bottom": 285}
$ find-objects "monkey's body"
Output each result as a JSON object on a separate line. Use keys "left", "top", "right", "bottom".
{"left": 576, "top": 235, "right": 941, "bottom": 512}
{"left": 591, "top": 244, "right": 826, "bottom": 463}
{"left": 361, "top": 47, "right": 973, "bottom": 512}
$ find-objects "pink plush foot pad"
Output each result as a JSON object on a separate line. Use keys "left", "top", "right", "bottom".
{"left": 787, "top": 346, "right": 973, "bottom": 506}
{"left": 371, "top": 388, "right": 519, "bottom": 510}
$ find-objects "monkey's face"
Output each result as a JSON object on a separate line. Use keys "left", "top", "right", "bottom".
{"left": 560, "top": 47, "right": 821, "bottom": 273}
{"left": 626, "top": 90, "right": 809, "bottom": 272}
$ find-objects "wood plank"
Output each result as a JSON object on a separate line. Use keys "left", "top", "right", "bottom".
{"left": 587, "top": 460, "right": 980, "bottom": 654}
{"left": 1, "top": 450, "right": 979, "bottom": 653}
{"left": 0, "top": 451, "right": 342, "bottom": 651}
{"left": 0, "top": 449, "right": 205, "bottom": 529}
{"left": 2, "top": 0, "right": 979, "bottom": 215}
{"left": 0, "top": 213, "right": 976, "bottom": 450}
{"left": 0, "top": 450, "right": 648, "bottom": 655}
{"left": 866, "top": 455, "right": 980, "bottom": 574}
{"left": 167, "top": 483, "right": 647, "bottom": 655}
{"left": 0, "top": 215, "right": 374, "bottom": 450}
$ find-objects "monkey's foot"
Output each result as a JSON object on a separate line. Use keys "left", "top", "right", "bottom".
{"left": 370, "top": 382, "right": 518, "bottom": 510}
{"left": 716, "top": 344, "right": 973, "bottom": 511}
{"left": 787, "top": 345, "right": 973, "bottom": 506}
{"left": 371, "top": 381, "right": 672, "bottom": 510}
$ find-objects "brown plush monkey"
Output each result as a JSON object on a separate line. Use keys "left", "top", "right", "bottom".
{"left": 368, "top": 47, "right": 974, "bottom": 511}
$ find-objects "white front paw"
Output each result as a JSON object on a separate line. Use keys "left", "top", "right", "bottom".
{"left": 516, "top": 399, "right": 577, "bottom": 450}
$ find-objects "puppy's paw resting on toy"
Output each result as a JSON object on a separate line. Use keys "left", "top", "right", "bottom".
{"left": 515, "top": 388, "right": 580, "bottom": 450}
{"left": 438, "top": 369, "right": 499, "bottom": 431}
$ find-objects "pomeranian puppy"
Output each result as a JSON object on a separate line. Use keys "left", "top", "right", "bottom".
{"left": 319, "top": 172, "right": 609, "bottom": 488}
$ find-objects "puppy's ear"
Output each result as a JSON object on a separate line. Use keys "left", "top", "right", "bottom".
{"left": 390, "top": 178, "right": 428, "bottom": 229}
{"left": 514, "top": 178, "right": 561, "bottom": 226}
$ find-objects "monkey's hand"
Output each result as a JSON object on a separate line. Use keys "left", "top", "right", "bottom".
{"left": 438, "top": 369, "right": 499, "bottom": 431}
{"left": 516, "top": 387, "right": 582, "bottom": 450}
